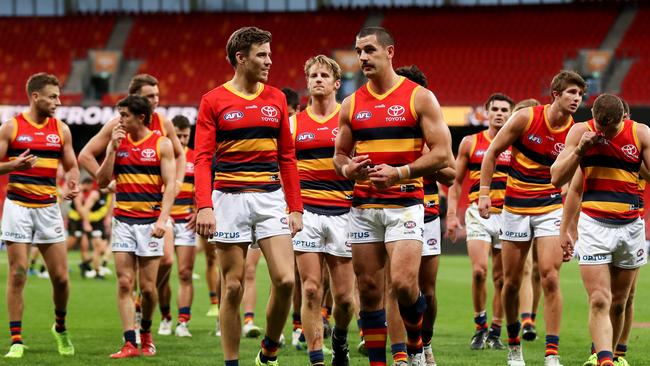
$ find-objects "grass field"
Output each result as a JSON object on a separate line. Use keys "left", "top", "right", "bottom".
{"left": 0, "top": 252, "right": 649, "bottom": 365}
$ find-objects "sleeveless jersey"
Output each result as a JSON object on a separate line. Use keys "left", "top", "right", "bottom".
{"left": 639, "top": 178, "right": 646, "bottom": 218}
{"left": 171, "top": 146, "right": 195, "bottom": 223}
{"left": 293, "top": 105, "right": 353, "bottom": 215}
{"left": 581, "top": 119, "right": 641, "bottom": 225}
{"left": 349, "top": 77, "right": 423, "bottom": 208}
{"left": 505, "top": 105, "right": 572, "bottom": 215}
{"left": 423, "top": 176, "right": 439, "bottom": 222}
{"left": 113, "top": 131, "right": 164, "bottom": 224}
{"left": 467, "top": 130, "right": 511, "bottom": 213}
{"left": 6, "top": 113, "right": 64, "bottom": 208}
{"left": 149, "top": 112, "right": 167, "bottom": 136}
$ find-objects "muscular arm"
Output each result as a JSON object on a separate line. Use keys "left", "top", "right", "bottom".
{"left": 333, "top": 96, "right": 355, "bottom": 175}
{"left": 550, "top": 123, "right": 590, "bottom": 188}
{"left": 422, "top": 142, "right": 456, "bottom": 186}
{"left": 78, "top": 118, "right": 119, "bottom": 178}
{"left": 157, "top": 137, "right": 176, "bottom": 224}
{"left": 446, "top": 136, "right": 471, "bottom": 219}
{"left": 162, "top": 117, "right": 186, "bottom": 189}
{"left": 560, "top": 168, "right": 583, "bottom": 240}
{"left": 60, "top": 122, "right": 80, "bottom": 199}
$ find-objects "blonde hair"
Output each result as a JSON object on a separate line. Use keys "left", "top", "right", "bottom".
{"left": 304, "top": 55, "right": 341, "bottom": 81}
{"left": 513, "top": 98, "right": 541, "bottom": 112}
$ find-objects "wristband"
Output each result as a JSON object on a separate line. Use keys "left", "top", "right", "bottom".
{"left": 480, "top": 185, "right": 490, "bottom": 189}
{"left": 397, "top": 165, "right": 411, "bottom": 180}
{"left": 479, "top": 195, "right": 490, "bottom": 198}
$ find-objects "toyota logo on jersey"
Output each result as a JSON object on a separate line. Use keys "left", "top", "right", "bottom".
{"left": 261, "top": 106, "right": 278, "bottom": 118}
{"left": 46, "top": 134, "right": 61, "bottom": 144}
{"left": 387, "top": 105, "right": 405, "bottom": 117}
{"left": 141, "top": 148, "right": 156, "bottom": 159}
{"left": 622, "top": 144, "right": 639, "bottom": 159}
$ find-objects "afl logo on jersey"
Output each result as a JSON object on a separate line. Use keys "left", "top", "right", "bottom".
{"left": 223, "top": 110, "right": 244, "bottom": 121}
{"left": 297, "top": 132, "right": 315, "bottom": 142}
{"left": 16, "top": 135, "right": 33, "bottom": 143}
{"left": 141, "top": 148, "right": 157, "bottom": 161}
{"left": 622, "top": 144, "right": 639, "bottom": 159}
{"left": 117, "top": 151, "right": 129, "bottom": 158}
{"left": 475, "top": 149, "right": 486, "bottom": 157}
{"left": 355, "top": 111, "right": 372, "bottom": 121}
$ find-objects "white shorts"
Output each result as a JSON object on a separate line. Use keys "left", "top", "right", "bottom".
{"left": 1, "top": 199, "right": 65, "bottom": 244}
{"left": 293, "top": 211, "right": 351, "bottom": 257}
{"left": 347, "top": 205, "right": 424, "bottom": 244}
{"left": 174, "top": 222, "right": 196, "bottom": 247}
{"left": 209, "top": 189, "right": 290, "bottom": 245}
{"left": 465, "top": 204, "right": 502, "bottom": 249}
{"left": 576, "top": 213, "right": 647, "bottom": 269}
{"left": 422, "top": 218, "right": 441, "bottom": 256}
{"left": 111, "top": 218, "right": 164, "bottom": 257}
{"left": 500, "top": 208, "right": 562, "bottom": 242}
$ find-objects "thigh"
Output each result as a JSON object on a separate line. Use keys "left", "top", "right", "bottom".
{"left": 386, "top": 239, "right": 422, "bottom": 282}
{"left": 138, "top": 256, "right": 161, "bottom": 287}
{"left": 6, "top": 242, "right": 30, "bottom": 272}
{"left": 253, "top": 190, "right": 291, "bottom": 242}
{"left": 258, "top": 234, "right": 295, "bottom": 282}
{"left": 38, "top": 242, "right": 69, "bottom": 277}
{"left": 296, "top": 251, "right": 324, "bottom": 285}
{"left": 580, "top": 264, "right": 612, "bottom": 298}
{"left": 32, "top": 204, "right": 65, "bottom": 244}
{"left": 610, "top": 267, "right": 638, "bottom": 300}
{"left": 501, "top": 240, "right": 532, "bottom": 279}
{"left": 535, "top": 235, "right": 563, "bottom": 275}
{"left": 351, "top": 243, "right": 386, "bottom": 280}
{"left": 325, "top": 254, "right": 354, "bottom": 297}
{"left": 1, "top": 199, "right": 34, "bottom": 244}
{"left": 419, "top": 255, "right": 439, "bottom": 292}
{"left": 114, "top": 252, "right": 137, "bottom": 280}
{"left": 467, "top": 240, "right": 491, "bottom": 269}
{"left": 211, "top": 191, "right": 253, "bottom": 244}
{"left": 175, "top": 245, "right": 196, "bottom": 271}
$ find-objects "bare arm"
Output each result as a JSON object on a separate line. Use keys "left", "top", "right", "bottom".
{"left": 60, "top": 122, "right": 80, "bottom": 200}
{"left": 333, "top": 96, "right": 371, "bottom": 180}
{"left": 445, "top": 136, "right": 471, "bottom": 241}
{"left": 162, "top": 117, "right": 186, "bottom": 192}
{"left": 79, "top": 191, "right": 99, "bottom": 231}
{"left": 559, "top": 168, "right": 583, "bottom": 261}
{"left": 157, "top": 137, "right": 176, "bottom": 225}
{"left": 550, "top": 123, "right": 595, "bottom": 188}
{"left": 422, "top": 141, "right": 456, "bottom": 186}
{"left": 0, "top": 120, "right": 37, "bottom": 175}
{"left": 78, "top": 118, "right": 119, "bottom": 178}
{"left": 96, "top": 124, "right": 124, "bottom": 188}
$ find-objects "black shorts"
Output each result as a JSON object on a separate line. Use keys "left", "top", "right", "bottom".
{"left": 68, "top": 219, "right": 83, "bottom": 238}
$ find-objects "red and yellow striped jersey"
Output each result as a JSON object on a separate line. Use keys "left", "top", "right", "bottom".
{"left": 505, "top": 105, "right": 572, "bottom": 215}
{"left": 194, "top": 82, "right": 302, "bottom": 212}
{"left": 581, "top": 119, "right": 641, "bottom": 225}
{"left": 293, "top": 105, "right": 353, "bottom": 215}
{"left": 349, "top": 77, "right": 423, "bottom": 208}
{"left": 171, "top": 146, "right": 194, "bottom": 223}
{"left": 467, "top": 130, "right": 511, "bottom": 213}
{"left": 6, "top": 113, "right": 63, "bottom": 208}
{"left": 639, "top": 178, "right": 646, "bottom": 218}
{"left": 423, "top": 176, "right": 439, "bottom": 222}
{"left": 149, "top": 112, "right": 167, "bottom": 137}
{"left": 113, "top": 130, "right": 164, "bottom": 224}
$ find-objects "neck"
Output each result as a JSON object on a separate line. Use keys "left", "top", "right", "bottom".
{"left": 309, "top": 95, "right": 338, "bottom": 117}
{"left": 486, "top": 126, "right": 499, "bottom": 138}
{"left": 368, "top": 69, "right": 400, "bottom": 95}
{"left": 130, "top": 126, "right": 150, "bottom": 141}
{"left": 230, "top": 72, "right": 260, "bottom": 95}
{"left": 27, "top": 108, "right": 47, "bottom": 124}
{"left": 547, "top": 102, "right": 571, "bottom": 128}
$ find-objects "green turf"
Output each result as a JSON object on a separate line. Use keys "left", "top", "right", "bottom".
{"left": 0, "top": 252, "right": 648, "bottom": 365}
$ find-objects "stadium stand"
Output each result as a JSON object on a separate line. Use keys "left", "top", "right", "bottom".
{"left": 618, "top": 6, "right": 650, "bottom": 106}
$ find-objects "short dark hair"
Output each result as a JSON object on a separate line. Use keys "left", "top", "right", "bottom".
{"left": 172, "top": 115, "right": 191, "bottom": 130}
{"left": 282, "top": 87, "right": 300, "bottom": 110}
{"left": 226, "top": 27, "right": 272, "bottom": 67}
{"left": 81, "top": 177, "right": 94, "bottom": 185}
{"left": 395, "top": 65, "right": 427, "bottom": 87}
{"left": 128, "top": 74, "right": 158, "bottom": 95}
{"left": 485, "top": 93, "right": 514, "bottom": 110}
{"left": 550, "top": 70, "right": 587, "bottom": 98}
{"left": 592, "top": 94, "right": 623, "bottom": 127}
{"left": 117, "top": 94, "right": 152, "bottom": 126}
{"left": 356, "top": 26, "right": 394, "bottom": 47}
{"left": 619, "top": 97, "right": 630, "bottom": 118}
{"left": 26, "top": 73, "right": 60, "bottom": 97}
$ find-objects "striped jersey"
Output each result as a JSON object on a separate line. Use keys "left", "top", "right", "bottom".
{"left": 467, "top": 130, "right": 511, "bottom": 213}
{"left": 581, "top": 119, "right": 641, "bottom": 225}
{"left": 423, "top": 176, "right": 439, "bottom": 222}
{"left": 293, "top": 105, "right": 353, "bottom": 216}
{"left": 349, "top": 76, "right": 423, "bottom": 208}
{"left": 113, "top": 130, "right": 164, "bottom": 224}
{"left": 6, "top": 113, "right": 64, "bottom": 208}
{"left": 194, "top": 82, "right": 302, "bottom": 212}
{"left": 505, "top": 105, "right": 572, "bottom": 215}
{"left": 150, "top": 112, "right": 167, "bottom": 136}
{"left": 171, "top": 146, "right": 195, "bottom": 223}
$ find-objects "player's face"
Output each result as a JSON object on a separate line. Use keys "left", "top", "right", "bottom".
{"left": 139, "top": 85, "right": 160, "bottom": 110}
{"left": 32, "top": 84, "right": 61, "bottom": 118}
{"left": 287, "top": 105, "right": 298, "bottom": 117}
{"left": 307, "top": 63, "right": 340, "bottom": 98}
{"left": 355, "top": 35, "right": 392, "bottom": 79}
{"left": 81, "top": 182, "right": 93, "bottom": 192}
{"left": 243, "top": 42, "right": 272, "bottom": 83}
{"left": 118, "top": 107, "right": 144, "bottom": 133}
{"left": 175, "top": 127, "right": 191, "bottom": 148}
{"left": 487, "top": 100, "right": 511, "bottom": 129}
{"left": 554, "top": 84, "right": 583, "bottom": 114}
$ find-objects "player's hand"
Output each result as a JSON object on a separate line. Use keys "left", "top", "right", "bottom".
{"left": 445, "top": 214, "right": 463, "bottom": 242}
{"left": 288, "top": 211, "right": 303, "bottom": 238}
{"left": 559, "top": 231, "right": 574, "bottom": 262}
{"left": 152, "top": 219, "right": 167, "bottom": 238}
{"left": 368, "top": 164, "right": 400, "bottom": 190}
{"left": 83, "top": 221, "right": 93, "bottom": 233}
{"left": 185, "top": 212, "right": 197, "bottom": 231}
{"left": 105, "top": 180, "right": 117, "bottom": 193}
{"left": 342, "top": 155, "right": 373, "bottom": 181}
{"left": 62, "top": 179, "right": 79, "bottom": 200}
{"left": 478, "top": 196, "right": 491, "bottom": 219}
{"left": 575, "top": 131, "right": 599, "bottom": 155}
{"left": 196, "top": 207, "right": 216, "bottom": 237}
{"left": 11, "top": 149, "right": 37, "bottom": 171}
{"left": 108, "top": 125, "right": 126, "bottom": 153}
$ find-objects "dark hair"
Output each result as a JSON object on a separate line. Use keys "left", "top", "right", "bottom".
{"left": 117, "top": 94, "right": 152, "bottom": 126}
{"left": 485, "top": 93, "right": 514, "bottom": 110}
{"left": 26, "top": 73, "right": 60, "bottom": 97}
{"left": 282, "top": 87, "right": 300, "bottom": 110}
{"left": 551, "top": 70, "right": 587, "bottom": 98}
{"left": 172, "top": 115, "right": 191, "bottom": 130}
{"left": 619, "top": 97, "right": 630, "bottom": 118}
{"left": 226, "top": 27, "right": 272, "bottom": 67}
{"left": 593, "top": 94, "right": 623, "bottom": 127}
{"left": 128, "top": 74, "right": 158, "bottom": 95}
{"left": 356, "top": 26, "right": 394, "bottom": 47}
{"left": 81, "top": 177, "right": 94, "bottom": 185}
{"left": 513, "top": 98, "right": 541, "bottom": 112}
{"left": 395, "top": 65, "right": 428, "bottom": 87}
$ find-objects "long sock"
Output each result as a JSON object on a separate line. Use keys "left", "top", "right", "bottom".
{"left": 521, "top": 312, "right": 532, "bottom": 327}
{"left": 360, "top": 309, "right": 388, "bottom": 365}
{"left": 178, "top": 306, "right": 191, "bottom": 324}
{"left": 141, "top": 319, "right": 152, "bottom": 334}
{"left": 357, "top": 318, "right": 364, "bottom": 337}
{"left": 591, "top": 343, "right": 596, "bottom": 354}
{"left": 244, "top": 312, "right": 255, "bottom": 325}
{"left": 292, "top": 312, "right": 302, "bottom": 330}
{"left": 506, "top": 322, "right": 521, "bottom": 346}
{"left": 422, "top": 328, "right": 433, "bottom": 347}
{"left": 260, "top": 336, "right": 280, "bottom": 362}
{"left": 124, "top": 330, "right": 136, "bottom": 346}
{"left": 614, "top": 344, "right": 627, "bottom": 359}
{"left": 475, "top": 310, "right": 488, "bottom": 330}
{"left": 531, "top": 312, "right": 537, "bottom": 322}
{"left": 597, "top": 350, "right": 614, "bottom": 366}
{"left": 225, "top": 360, "right": 239, "bottom": 366}
{"left": 545, "top": 335, "right": 559, "bottom": 357}
{"left": 55, "top": 309, "right": 67, "bottom": 333}
{"left": 160, "top": 306, "right": 171, "bottom": 321}
{"left": 309, "top": 349, "right": 325, "bottom": 366}
{"left": 209, "top": 292, "right": 219, "bottom": 305}
{"left": 9, "top": 321, "right": 22, "bottom": 345}
{"left": 332, "top": 326, "right": 348, "bottom": 351}
{"left": 399, "top": 293, "right": 426, "bottom": 355}
{"left": 391, "top": 343, "right": 407, "bottom": 364}
{"left": 489, "top": 323, "right": 501, "bottom": 338}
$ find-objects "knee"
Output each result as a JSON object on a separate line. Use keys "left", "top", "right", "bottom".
{"left": 50, "top": 272, "right": 69, "bottom": 290}
{"left": 159, "top": 256, "right": 173, "bottom": 269}
{"left": 272, "top": 273, "right": 294, "bottom": 296}
{"left": 472, "top": 266, "right": 488, "bottom": 284}
{"left": 117, "top": 275, "right": 134, "bottom": 295}
{"left": 391, "top": 277, "right": 418, "bottom": 303}
{"left": 9, "top": 266, "right": 28, "bottom": 289}
{"left": 223, "top": 278, "right": 245, "bottom": 303}
{"left": 589, "top": 290, "right": 611, "bottom": 313}
{"left": 302, "top": 280, "right": 322, "bottom": 306}
{"left": 178, "top": 267, "right": 193, "bottom": 284}
{"left": 357, "top": 276, "right": 382, "bottom": 306}
{"left": 502, "top": 277, "right": 521, "bottom": 294}
{"left": 540, "top": 270, "right": 560, "bottom": 293}
{"left": 611, "top": 299, "right": 626, "bottom": 317}
{"left": 493, "top": 273, "right": 504, "bottom": 290}
{"left": 140, "top": 285, "right": 157, "bottom": 301}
